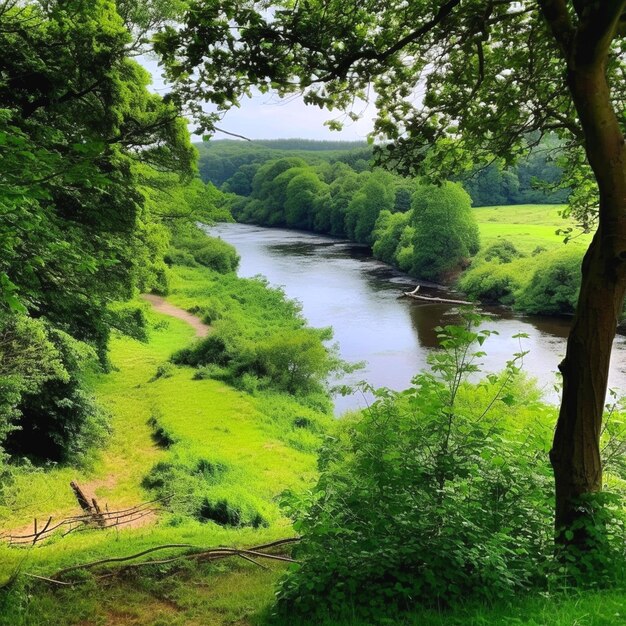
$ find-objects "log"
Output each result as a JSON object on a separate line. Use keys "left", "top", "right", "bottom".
{"left": 401, "top": 286, "right": 473, "bottom": 306}
{"left": 70, "top": 482, "right": 93, "bottom": 514}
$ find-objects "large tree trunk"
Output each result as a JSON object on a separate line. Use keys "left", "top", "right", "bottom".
{"left": 550, "top": 52, "right": 626, "bottom": 545}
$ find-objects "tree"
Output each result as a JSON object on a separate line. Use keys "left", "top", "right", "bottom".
{"left": 410, "top": 182, "right": 479, "bottom": 281}
{"left": 345, "top": 171, "right": 395, "bottom": 244}
{"left": 0, "top": 0, "right": 194, "bottom": 462}
{"left": 284, "top": 170, "right": 329, "bottom": 230}
{"left": 156, "top": 1, "right": 626, "bottom": 550}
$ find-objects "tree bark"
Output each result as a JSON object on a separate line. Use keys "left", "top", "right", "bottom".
{"left": 550, "top": 40, "right": 626, "bottom": 545}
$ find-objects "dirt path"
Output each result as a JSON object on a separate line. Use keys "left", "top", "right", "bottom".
{"left": 142, "top": 294, "right": 210, "bottom": 338}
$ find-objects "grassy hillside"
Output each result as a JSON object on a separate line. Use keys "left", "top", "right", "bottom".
{"left": 2, "top": 259, "right": 625, "bottom": 626}
{"left": 459, "top": 204, "right": 592, "bottom": 313}
{"left": 0, "top": 264, "right": 330, "bottom": 616}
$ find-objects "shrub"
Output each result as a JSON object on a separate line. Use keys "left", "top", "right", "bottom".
{"left": 516, "top": 249, "right": 583, "bottom": 315}
{"left": 192, "top": 237, "right": 240, "bottom": 273}
{"left": 5, "top": 328, "right": 110, "bottom": 464}
{"left": 172, "top": 334, "right": 231, "bottom": 368}
{"left": 276, "top": 318, "right": 554, "bottom": 619}
{"left": 150, "top": 362, "right": 175, "bottom": 381}
{"left": 254, "top": 329, "right": 337, "bottom": 396}
{"left": 372, "top": 210, "right": 411, "bottom": 264}
{"left": 483, "top": 239, "right": 522, "bottom": 263}
{"left": 459, "top": 262, "right": 521, "bottom": 304}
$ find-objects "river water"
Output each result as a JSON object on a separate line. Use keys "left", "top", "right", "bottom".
{"left": 207, "top": 223, "right": 626, "bottom": 414}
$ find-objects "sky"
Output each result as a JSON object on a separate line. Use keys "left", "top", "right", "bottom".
{"left": 142, "top": 55, "right": 376, "bottom": 142}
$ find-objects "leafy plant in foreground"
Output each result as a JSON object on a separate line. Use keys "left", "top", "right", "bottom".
{"left": 276, "top": 315, "right": 555, "bottom": 617}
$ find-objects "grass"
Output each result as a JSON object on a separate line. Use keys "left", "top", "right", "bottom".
{"left": 0, "top": 264, "right": 327, "bottom": 586}
{"left": 2, "top": 232, "right": 625, "bottom": 626}
{"left": 473, "top": 203, "right": 591, "bottom": 255}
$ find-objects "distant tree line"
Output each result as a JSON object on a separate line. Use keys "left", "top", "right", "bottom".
{"left": 229, "top": 157, "right": 479, "bottom": 282}
{"left": 199, "top": 138, "right": 569, "bottom": 206}
{"left": 225, "top": 154, "right": 591, "bottom": 317}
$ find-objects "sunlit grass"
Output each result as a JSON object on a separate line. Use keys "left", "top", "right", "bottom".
{"left": 474, "top": 204, "right": 591, "bottom": 255}
{"left": 0, "top": 265, "right": 324, "bottom": 584}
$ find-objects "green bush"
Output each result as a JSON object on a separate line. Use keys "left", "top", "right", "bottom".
{"left": 372, "top": 210, "right": 411, "bottom": 264}
{"left": 192, "top": 238, "right": 240, "bottom": 273}
{"left": 172, "top": 334, "right": 231, "bottom": 368}
{"left": 166, "top": 222, "right": 240, "bottom": 274}
{"left": 276, "top": 319, "right": 555, "bottom": 618}
{"left": 459, "top": 262, "right": 521, "bottom": 304}
{"left": 5, "top": 327, "right": 109, "bottom": 465}
{"left": 410, "top": 182, "right": 480, "bottom": 281}
{"left": 484, "top": 239, "right": 522, "bottom": 263}
{"left": 254, "top": 329, "right": 336, "bottom": 395}
{"left": 516, "top": 249, "right": 583, "bottom": 315}
{"left": 411, "top": 182, "right": 479, "bottom": 280}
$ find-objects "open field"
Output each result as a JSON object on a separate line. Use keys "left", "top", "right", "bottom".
{"left": 474, "top": 204, "right": 592, "bottom": 254}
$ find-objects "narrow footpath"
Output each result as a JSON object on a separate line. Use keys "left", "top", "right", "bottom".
{"left": 142, "top": 294, "right": 210, "bottom": 338}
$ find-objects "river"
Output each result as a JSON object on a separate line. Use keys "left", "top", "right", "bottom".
{"left": 207, "top": 223, "right": 626, "bottom": 414}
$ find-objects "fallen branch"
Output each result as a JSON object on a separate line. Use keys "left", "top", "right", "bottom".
{"left": 55, "top": 543, "right": 198, "bottom": 576}
{"left": 50, "top": 538, "right": 301, "bottom": 581}
{"left": 24, "top": 573, "right": 73, "bottom": 586}
{"left": 401, "top": 285, "right": 473, "bottom": 305}
{"left": 4, "top": 495, "right": 174, "bottom": 546}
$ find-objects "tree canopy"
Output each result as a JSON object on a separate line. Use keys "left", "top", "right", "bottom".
{"left": 0, "top": 0, "right": 203, "bottom": 466}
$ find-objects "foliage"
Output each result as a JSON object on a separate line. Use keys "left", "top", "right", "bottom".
{"left": 410, "top": 182, "right": 480, "bottom": 280}
{"left": 284, "top": 170, "right": 329, "bottom": 230}
{"left": 372, "top": 210, "right": 411, "bottom": 265}
{"left": 0, "top": 316, "right": 65, "bottom": 461}
{"left": 173, "top": 322, "right": 345, "bottom": 403}
{"left": 0, "top": 0, "right": 195, "bottom": 466}
{"left": 483, "top": 240, "right": 523, "bottom": 264}
{"left": 461, "top": 143, "right": 569, "bottom": 207}
{"left": 276, "top": 318, "right": 555, "bottom": 617}
{"left": 345, "top": 171, "right": 395, "bottom": 244}
{"left": 196, "top": 139, "right": 372, "bottom": 189}
{"left": 516, "top": 249, "right": 583, "bottom": 316}
{"left": 5, "top": 329, "right": 110, "bottom": 464}
{"left": 458, "top": 263, "right": 521, "bottom": 305}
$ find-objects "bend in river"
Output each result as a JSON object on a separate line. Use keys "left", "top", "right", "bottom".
{"left": 207, "top": 223, "right": 626, "bottom": 414}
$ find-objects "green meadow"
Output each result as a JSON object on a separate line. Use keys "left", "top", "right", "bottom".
{"left": 2, "top": 253, "right": 625, "bottom": 626}
{"left": 474, "top": 204, "right": 591, "bottom": 254}
{"left": 0, "top": 264, "right": 328, "bottom": 590}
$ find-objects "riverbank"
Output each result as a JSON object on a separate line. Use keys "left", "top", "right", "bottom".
{"left": 207, "top": 222, "right": 626, "bottom": 408}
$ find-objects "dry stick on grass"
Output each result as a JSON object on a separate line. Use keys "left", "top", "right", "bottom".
{"left": 24, "top": 573, "right": 74, "bottom": 586}
{"left": 51, "top": 537, "right": 301, "bottom": 581}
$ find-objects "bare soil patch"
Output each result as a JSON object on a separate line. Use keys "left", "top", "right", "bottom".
{"left": 142, "top": 294, "right": 210, "bottom": 338}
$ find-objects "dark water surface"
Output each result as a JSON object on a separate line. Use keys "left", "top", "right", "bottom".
{"left": 208, "top": 223, "right": 626, "bottom": 414}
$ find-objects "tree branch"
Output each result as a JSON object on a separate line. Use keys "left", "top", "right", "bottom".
{"left": 318, "top": 0, "right": 464, "bottom": 81}
{"left": 538, "top": 0, "right": 575, "bottom": 56}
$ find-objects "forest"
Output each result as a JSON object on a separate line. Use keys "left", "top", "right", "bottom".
{"left": 1, "top": 1, "right": 626, "bottom": 625}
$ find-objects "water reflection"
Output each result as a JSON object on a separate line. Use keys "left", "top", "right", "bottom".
{"left": 208, "top": 223, "right": 626, "bottom": 414}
